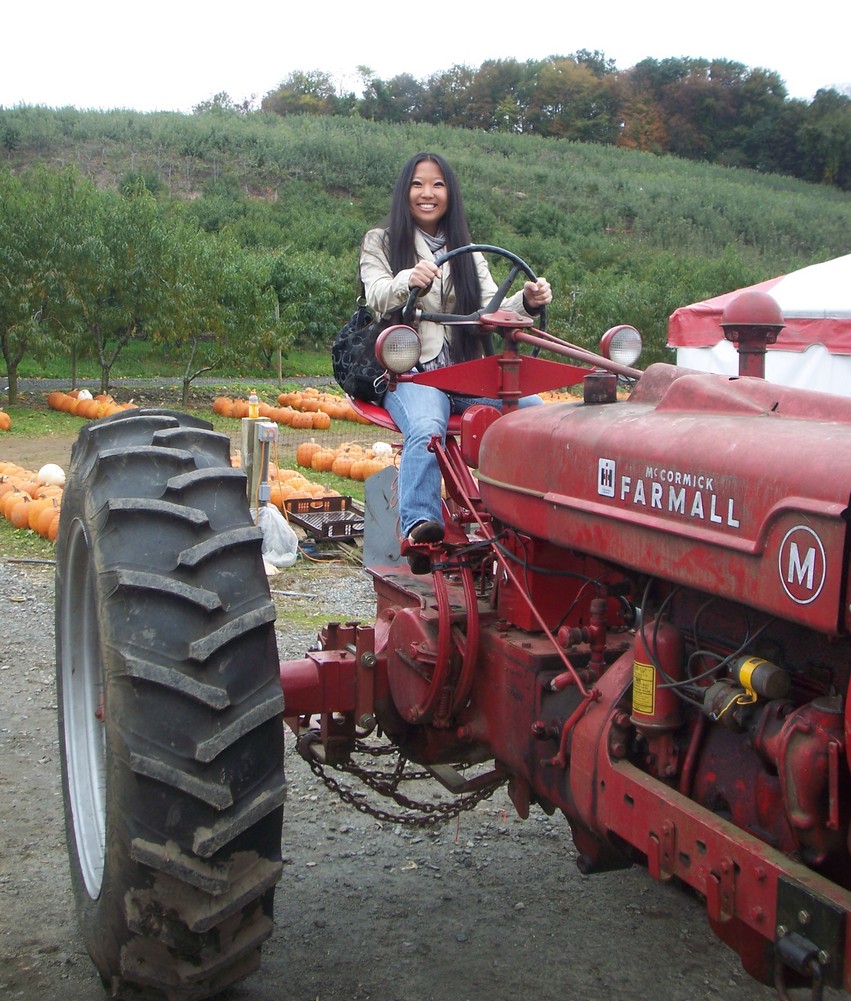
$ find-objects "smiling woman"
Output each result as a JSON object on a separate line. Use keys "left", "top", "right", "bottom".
{"left": 407, "top": 159, "right": 449, "bottom": 235}
{"left": 356, "top": 151, "right": 551, "bottom": 570}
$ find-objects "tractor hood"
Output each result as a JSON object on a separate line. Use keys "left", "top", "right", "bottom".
{"left": 477, "top": 364, "right": 851, "bottom": 635}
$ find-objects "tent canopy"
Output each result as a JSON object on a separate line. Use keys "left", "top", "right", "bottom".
{"left": 667, "top": 254, "right": 851, "bottom": 355}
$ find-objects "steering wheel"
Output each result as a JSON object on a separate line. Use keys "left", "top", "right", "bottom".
{"left": 402, "top": 244, "right": 548, "bottom": 334}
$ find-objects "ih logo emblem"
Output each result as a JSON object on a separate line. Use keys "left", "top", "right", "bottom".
{"left": 598, "top": 458, "right": 616, "bottom": 497}
{"left": 778, "top": 525, "right": 826, "bottom": 605}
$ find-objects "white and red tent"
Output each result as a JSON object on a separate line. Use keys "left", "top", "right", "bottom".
{"left": 667, "top": 254, "right": 851, "bottom": 395}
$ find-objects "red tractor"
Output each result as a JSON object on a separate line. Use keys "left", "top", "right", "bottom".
{"left": 56, "top": 246, "right": 851, "bottom": 1000}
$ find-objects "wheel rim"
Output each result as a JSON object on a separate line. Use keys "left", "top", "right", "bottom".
{"left": 60, "top": 518, "right": 106, "bottom": 898}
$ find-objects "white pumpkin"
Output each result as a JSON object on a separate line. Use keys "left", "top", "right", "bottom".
{"left": 37, "top": 462, "right": 66, "bottom": 486}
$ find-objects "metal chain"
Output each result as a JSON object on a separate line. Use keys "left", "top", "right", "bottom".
{"left": 299, "top": 739, "right": 505, "bottom": 827}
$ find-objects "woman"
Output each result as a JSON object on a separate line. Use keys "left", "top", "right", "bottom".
{"left": 359, "top": 152, "right": 552, "bottom": 570}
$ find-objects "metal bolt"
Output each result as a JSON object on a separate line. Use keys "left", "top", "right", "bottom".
{"left": 777, "top": 925, "right": 789, "bottom": 938}
{"left": 360, "top": 651, "right": 377, "bottom": 669}
{"left": 798, "top": 909, "right": 811, "bottom": 925}
{"left": 818, "top": 950, "right": 831, "bottom": 966}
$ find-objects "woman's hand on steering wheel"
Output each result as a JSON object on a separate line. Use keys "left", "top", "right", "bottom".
{"left": 408, "top": 259, "right": 440, "bottom": 292}
{"left": 402, "top": 244, "right": 549, "bottom": 332}
{"left": 522, "top": 276, "right": 552, "bottom": 312}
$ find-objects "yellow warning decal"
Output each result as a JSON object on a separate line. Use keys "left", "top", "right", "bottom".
{"left": 632, "top": 660, "right": 656, "bottom": 716}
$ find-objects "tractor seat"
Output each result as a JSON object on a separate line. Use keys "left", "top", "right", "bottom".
{"left": 347, "top": 396, "right": 464, "bottom": 435}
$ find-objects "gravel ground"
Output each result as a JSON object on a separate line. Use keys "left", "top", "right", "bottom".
{"left": 2, "top": 552, "right": 830, "bottom": 1001}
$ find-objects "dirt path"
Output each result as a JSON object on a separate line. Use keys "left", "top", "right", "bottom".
{"left": 0, "top": 427, "right": 835, "bottom": 1001}
{"left": 0, "top": 556, "right": 795, "bottom": 1001}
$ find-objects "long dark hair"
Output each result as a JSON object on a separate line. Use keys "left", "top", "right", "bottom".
{"left": 381, "top": 152, "right": 488, "bottom": 361}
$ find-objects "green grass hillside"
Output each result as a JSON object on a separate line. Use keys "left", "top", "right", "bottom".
{"left": 2, "top": 107, "right": 850, "bottom": 381}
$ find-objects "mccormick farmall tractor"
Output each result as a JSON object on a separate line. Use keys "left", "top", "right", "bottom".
{"left": 56, "top": 246, "right": 851, "bottom": 1000}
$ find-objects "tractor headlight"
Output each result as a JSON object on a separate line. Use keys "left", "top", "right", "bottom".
{"left": 600, "top": 325, "right": 642, "bottom": 367}
{"left": 375, "top": 325, "right": 421, "bottom": 374}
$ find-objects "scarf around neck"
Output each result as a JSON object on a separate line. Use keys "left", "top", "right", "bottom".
{"left": 419, "top": 228, "right": 446, "bottom": 256}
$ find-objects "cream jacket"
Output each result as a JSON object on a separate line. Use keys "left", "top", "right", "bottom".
{"left": 359, "top": 227, "right": 530, "bottom": 366}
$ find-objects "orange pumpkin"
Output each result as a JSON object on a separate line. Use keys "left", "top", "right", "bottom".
{"left": 0, "top": 411, "right": 11, "bottom": 432}
{"left": 27, "top": 496, "right": 53, "bottom": 531}
{"left": 290, "top": 412, "right": 313, "bottom": 430}
{"left": 9, "top": 495, "right": 33, "bottom": 528}
{"left": 2, "top": 488, "right": 26, "bottom": 519}
{"left": 296, "top": 441, "right": 323, "bottom": 468}
{"left": 35, "top": 499, "right": 61, "bottom": 536}
{"left": 330, "top": 455, "right": 354, "bottom": 478}
{"left": 310, "top": 449, "right": 337, "bottom": 472}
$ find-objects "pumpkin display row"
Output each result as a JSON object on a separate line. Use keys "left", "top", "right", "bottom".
{"left": 250, "top": 463, "right": 344, "bottom": 511}
{"left": 47, "top": 390, "right": 139, "bottom": 419}
{"left": 295, "top": 440, "right": 396, "bottom": 481}
{"left": 0, "top": 461, "right": 66, "bottom": 541}
{"left": 212, "top": 388, "right": 371, "bottom": 428}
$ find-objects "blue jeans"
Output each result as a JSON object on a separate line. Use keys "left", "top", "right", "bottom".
{"left": 383, "top": 383, "right": 543, "bottom": 538}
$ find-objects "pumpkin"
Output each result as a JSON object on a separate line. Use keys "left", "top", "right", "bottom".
{"left": 290, "top": 412, "right": 313, "bottom": 430}
{"left": 362, "top": 458, "right": 386, "bottom": 479}
{"left": 311, "top": 412, "right": 331, "bottom": 430}
{"left": 277, "top": 468, "right": 302, "bottom": 482}
{"left": 296, "top": 441, "right": 323, "bottom": 468}
{"left": 0, "top": 479, "right": 19, "bottom": 501}
{"left": 331, "top": 455, "right": 354, "bottom": 478}
{"left": 9, "top": 494, "right": 33, "bottom": 529}
{"left": 0, "top": 411, "right": 11, "bottom": 432}
{"left": 2, "top": 488, "right": 27, "bottom": 520}
{"left": 310, "top": 449, "right": 337, "bottom": 472}
{"left": 47, "top": 511, "right": 61, "bottom": 542}
{"left": 36, "top": 500, "right": 61, "bottom": 537}
{"left": 27, "top": 496, "right": 54, "bottom": 531}
{"left": 38, "top": 463, "right": 66, "bottom": 486}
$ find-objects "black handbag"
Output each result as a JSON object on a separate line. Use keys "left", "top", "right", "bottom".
{"left": 331, "top": 302, "right": 392, "bottom": 404}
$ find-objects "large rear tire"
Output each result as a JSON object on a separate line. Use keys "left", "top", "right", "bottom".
{"left": 55, "top": 409, "right": 285, "bottom": 1000}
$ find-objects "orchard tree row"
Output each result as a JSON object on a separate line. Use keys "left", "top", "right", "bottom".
{"left": 0, "top": 168, "right": 349, "bottom": 402}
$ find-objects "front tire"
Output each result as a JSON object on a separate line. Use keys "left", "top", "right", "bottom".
{"left": 55, "top": 410, "right": 285, "bottom": 1000}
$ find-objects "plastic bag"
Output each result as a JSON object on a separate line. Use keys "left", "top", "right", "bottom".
{"left": 252, "top": 505, "right": 299, "bottom": 569}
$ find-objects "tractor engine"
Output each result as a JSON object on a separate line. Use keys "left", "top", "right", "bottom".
{"left": 283, "top": 360, "right": 851, "bottom": 996}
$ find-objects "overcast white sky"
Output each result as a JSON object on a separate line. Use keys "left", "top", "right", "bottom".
{"left": 2, "top": 0, "right": 848, "bottom": 113}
